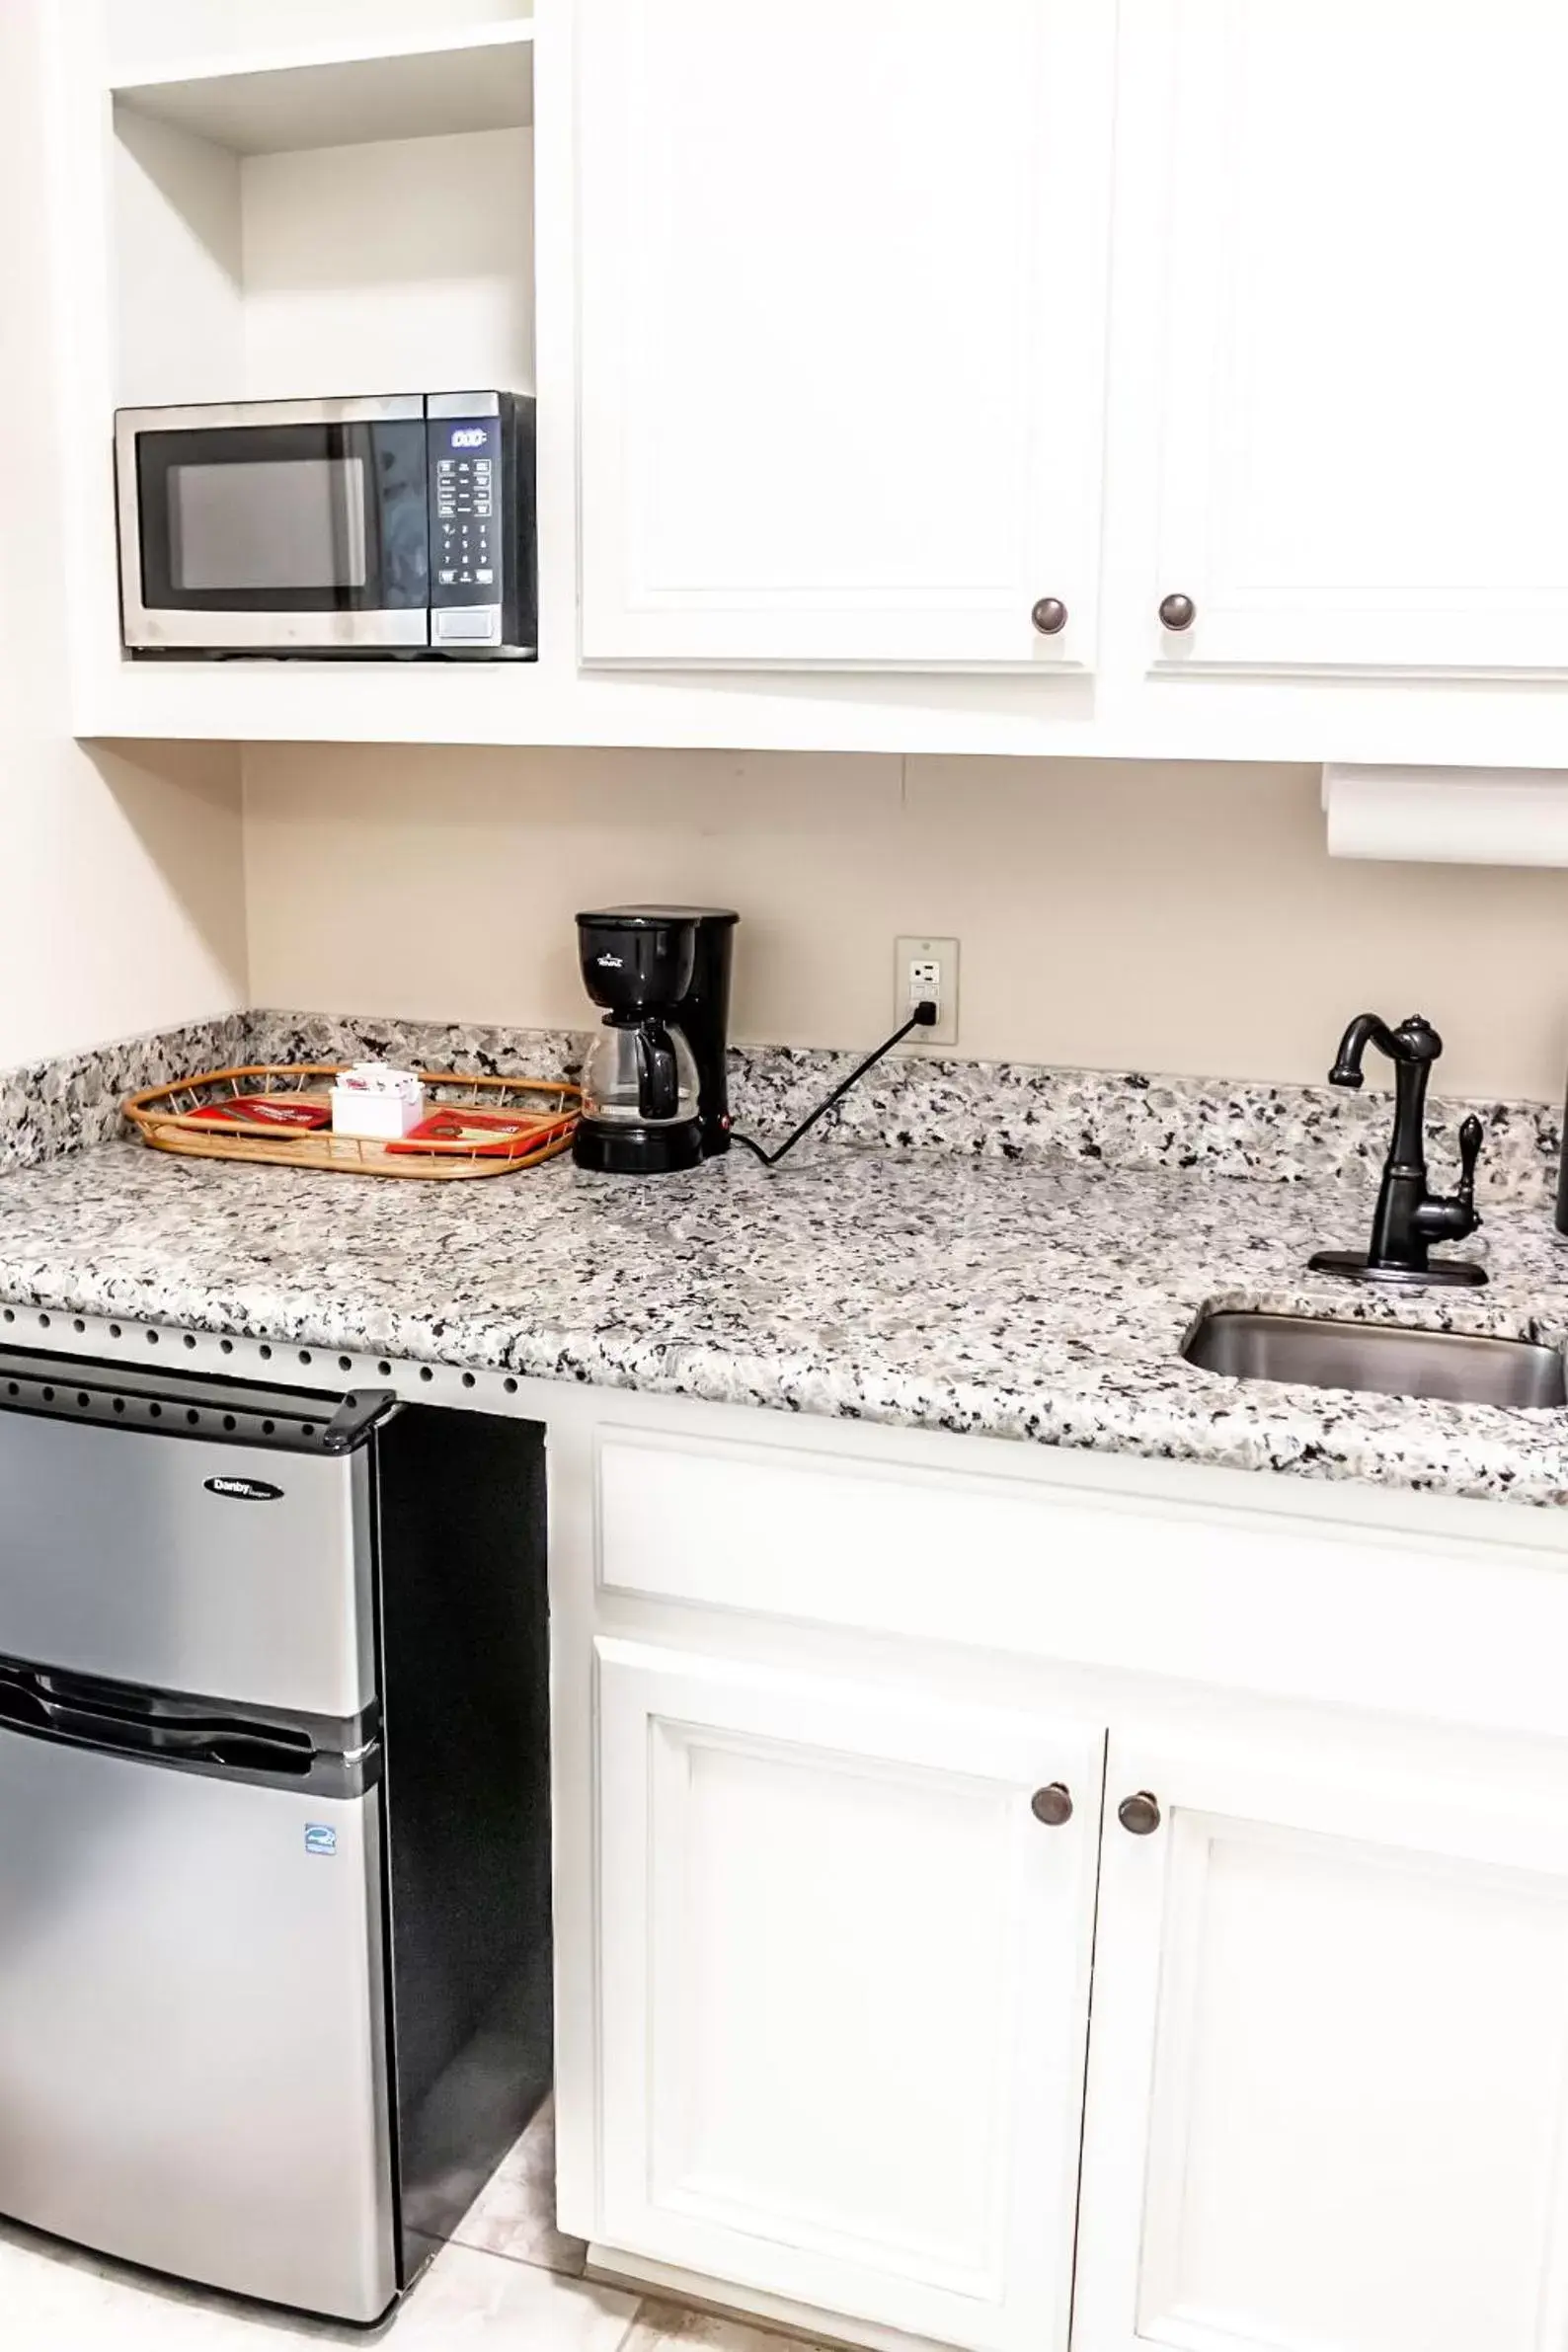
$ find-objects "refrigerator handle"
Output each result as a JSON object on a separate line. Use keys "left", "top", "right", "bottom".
{"left": 0, "top": 1678, "right": 313, "bottom": 1774}
{"left": 46, "top": 1706, "right": 312, "bottom": 1771}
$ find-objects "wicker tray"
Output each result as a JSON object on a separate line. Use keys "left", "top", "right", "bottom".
{"left": 124, "top": 1063, "right": 581, "bottom": 1180}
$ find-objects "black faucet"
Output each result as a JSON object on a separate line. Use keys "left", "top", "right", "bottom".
{"left": 1308, "top": 1013, "right": 1487, "bottom": 1289}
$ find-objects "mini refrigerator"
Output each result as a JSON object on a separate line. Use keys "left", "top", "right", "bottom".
{"left": 0, "top": 1348, "right": 551, "bottom": 2323}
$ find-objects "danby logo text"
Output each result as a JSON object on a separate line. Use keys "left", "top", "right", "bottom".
{"left": 203, "top": 1476, "right": 283, "bottom": 1503}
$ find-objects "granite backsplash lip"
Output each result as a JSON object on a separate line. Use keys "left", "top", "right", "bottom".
{"left": 6, "top": 1005, "right": 1560, "bottom": 1204}
{"left": 0, "top": 1013, "right": 251, "bottom": 1175}
{"left": 0, "top": 1128, "right": 1565, "bottom": 1507}
{"left": 247, "top": 1008, "right": 1562, "bottom": 1203}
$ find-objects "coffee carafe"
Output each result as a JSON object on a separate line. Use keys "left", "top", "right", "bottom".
{"left": 581, "top": 1016, "right": 701, "bottom": 1137}
{"left": 574, "top": 906, "right": 739, "bottom": 1174}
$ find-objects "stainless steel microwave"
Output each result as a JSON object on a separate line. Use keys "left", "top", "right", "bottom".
{"left": 115, "top": 391, "right": 537, "bottom": 659}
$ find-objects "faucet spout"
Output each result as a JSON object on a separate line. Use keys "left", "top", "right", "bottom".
{"left": 1327, "top": 1013, "right": 1400, "bottom": 1089}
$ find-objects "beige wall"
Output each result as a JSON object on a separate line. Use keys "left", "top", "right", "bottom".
{"left": 243, "top": 746, "right": 1568, "bottom": 1102}
{"left": 0, "top": 0, "right": 246, "bottom": 1069}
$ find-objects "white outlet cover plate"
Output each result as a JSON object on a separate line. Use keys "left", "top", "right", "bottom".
{"left": 894, "top": 934, "right": 960, "bottom": 1047}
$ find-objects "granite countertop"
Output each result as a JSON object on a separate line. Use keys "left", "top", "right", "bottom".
{"left": 0, "top": 1135, "right": 1566, "bottom": 1506}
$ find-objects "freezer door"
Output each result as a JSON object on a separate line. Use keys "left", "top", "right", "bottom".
{"left": 0, "top": 1723, "right": 396, "bottom": 2322}
{"left": 0, "top": 1413, "right": 373, "bottom": 1716}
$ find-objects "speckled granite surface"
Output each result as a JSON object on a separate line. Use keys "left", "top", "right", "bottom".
{"left": 0, "top": 1131, "right": 1565, "bottom": 1506}
{"left": 9, "top": 1006, "right": 1559, "bottom": 1203}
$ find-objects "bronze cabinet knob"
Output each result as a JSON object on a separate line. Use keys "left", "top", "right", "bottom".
{"left": 1031, "top": 597, "right": 1068, "bottom": 636}
{"left": 1158, "top": 592, "right": 1197, "bottom": 633}
{"left": 1117, "top": 1790, "right": 1162, "bottom": 1836}
{"left": 1030, "top": 1782, "right": 1073, "bottom": 1827}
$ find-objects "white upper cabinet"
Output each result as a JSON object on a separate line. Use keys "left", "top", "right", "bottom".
{"left": 1133, "top": 0, "right": 1568, "bottom": 677}
{"left": 64, "top": 0, "right": 1568, "bottom": 748}
{"left": 593, "top": 1639, "right": 1104, "bottom": 2352}
{"left": 575, "top": 0, "right": 1116, "bottom": 668}
{"left": 1075, "top": 1724, "right": 1568, "bottom": 2352}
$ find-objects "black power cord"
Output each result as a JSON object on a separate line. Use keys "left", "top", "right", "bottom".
{"left": 732, "top": 1001, "right": 939, "bottom": 1169}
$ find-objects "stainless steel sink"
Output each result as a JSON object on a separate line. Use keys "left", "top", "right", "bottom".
{"left": 1182, "top": 1310, "right": 1567, "bottom": 1409}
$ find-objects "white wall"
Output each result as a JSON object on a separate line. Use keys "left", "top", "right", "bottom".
{"left": 243, "top": 746, "right": 1568, "bottom": 1102}
{"left": 0, "top": 0, "right": 246, "bottom": 1069}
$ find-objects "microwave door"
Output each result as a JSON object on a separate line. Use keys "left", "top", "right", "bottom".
{"left": 169, "top": 454, "right": 368, "bottom": 594}
{"left": 118, "top": 396, "right": 431, "bottom": 653}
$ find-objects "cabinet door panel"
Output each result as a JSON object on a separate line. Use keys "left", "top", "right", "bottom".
{"left": 1075, "top": 1732, "right": 1568, "bottom": 2352}
{"left": 576, "top": 0, "right": 1114, "bottom": 666}
{"left": 595, "top": 1639, "right": 1103, "bottom": 2352}
{"left": 1139, "top": 0, "right": 1568, "bottom": 674}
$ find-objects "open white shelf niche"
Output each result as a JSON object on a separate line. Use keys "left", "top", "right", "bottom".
{"left": 113, "top": 103, "right": 535, "bottom": 411}
{"left": 46, "top": 1, "right": 539, "bottom": 733}
{"left": 107, "top": 1, "right": 536, "bottom": 411}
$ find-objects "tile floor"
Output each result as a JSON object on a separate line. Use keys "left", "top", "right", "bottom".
{"left": 0, "top": 2100, "right": 828, "bottom": 2352}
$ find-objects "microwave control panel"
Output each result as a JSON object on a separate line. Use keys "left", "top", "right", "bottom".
{"left": 429, "top": 416, "right": 501, "bottom": 614}
{"left": 425, "top": 391, "right": 535, "bottom": 658}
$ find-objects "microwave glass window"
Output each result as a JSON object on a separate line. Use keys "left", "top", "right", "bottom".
{"left": 169, "top": 458, "right": 368, "bottom": 592}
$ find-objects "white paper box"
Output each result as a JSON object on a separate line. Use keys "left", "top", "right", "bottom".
{"left": 331, "top": 1086, "right": 426, "bottom": 1139}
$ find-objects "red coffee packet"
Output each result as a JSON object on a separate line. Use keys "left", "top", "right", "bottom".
{"left": 389, "top": 1107, "right": 571, "bottom": 1158}
{"left": 186, "top": 1095, "right": 333, "bottom": 1131}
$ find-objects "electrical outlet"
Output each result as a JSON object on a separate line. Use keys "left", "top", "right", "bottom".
{"left": 895, "top": 935, "right": 960, "bottom": 1047}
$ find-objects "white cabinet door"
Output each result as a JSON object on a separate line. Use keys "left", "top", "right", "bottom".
{"left": 575, "top": 0, "right": 1115, "bottom": 668}
{"left": 594, "top": 1638, "right": 1103, "bottom": 2352}
{"left": 1135, "top": 0, "right": 1568, "bottom": 675}
{"left": 1074, "top": 1727, "right": 1568, "bottom": 2352}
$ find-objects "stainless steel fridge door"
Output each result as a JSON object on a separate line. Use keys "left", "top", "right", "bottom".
{"left": 0, "top": 1413, "right": 373, "bottom": 1716}
{"left": 0, "top": 1723, "right": 396, "bottom": 2322}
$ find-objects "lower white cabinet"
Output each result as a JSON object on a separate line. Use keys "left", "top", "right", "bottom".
{"left": 567, "top": 1417, "right": 1568, "bottom": 2352}
{"left": 592, "top": 1641, "right": 1568, "bottom": 2352}
{"left": 593, "top": 1639, "right": 1104, "bottom": 2352}
{"left": 1074, "top": 1729, "right": 1568, "bottom": 2352}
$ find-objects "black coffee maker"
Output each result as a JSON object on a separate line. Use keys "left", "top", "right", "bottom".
{"left": 574, "top": 906, "right": 739, "bottom": 1174}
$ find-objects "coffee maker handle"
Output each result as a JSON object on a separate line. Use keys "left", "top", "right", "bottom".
{"left": 635, "top": 1019, "right": 679, "bottom": 1123}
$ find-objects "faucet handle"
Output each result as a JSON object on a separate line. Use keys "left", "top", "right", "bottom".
{"left": 1456, "top": 1115, "right": 1484, "bottom": 1213}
